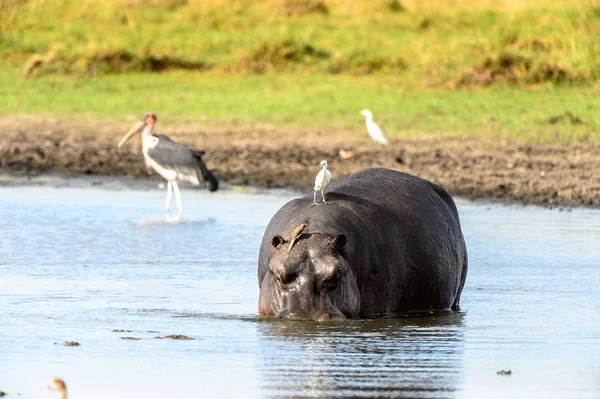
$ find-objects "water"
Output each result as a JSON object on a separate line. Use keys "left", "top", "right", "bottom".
{"left": 1, "top": 179, "right": 599, "bottom": 398}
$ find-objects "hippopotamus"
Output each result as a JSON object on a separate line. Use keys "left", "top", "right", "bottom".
{"left": 257, "top": 168, "right": 468, "bottom": 320}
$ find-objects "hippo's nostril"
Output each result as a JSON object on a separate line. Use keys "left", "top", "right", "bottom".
{"left": 313, "top": 309, "right": 346, "bottom": 321}
{"left": 322, "top": 277, "right": 338, "bottom": 291}
{"left": 316, "top": 312, "right": 332, "bottom": 321}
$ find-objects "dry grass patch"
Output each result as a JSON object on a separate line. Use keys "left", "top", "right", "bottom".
{"left": 455, "top": 51, "right": 573, "bottom": 87}
{"left": 21, "top": 49, "right": 211, "bottom": 78}
{"left": 277, "top": 0, "right": 329, "bottom": 16}
{"left": 232, "top": 39, "right": 330, "bottom": 73}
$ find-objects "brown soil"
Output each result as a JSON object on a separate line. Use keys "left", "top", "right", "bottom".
{"left": 1, "top": 115, "right": 599, "bottom": 208}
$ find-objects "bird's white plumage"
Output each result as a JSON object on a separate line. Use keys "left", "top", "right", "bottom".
{"left": 142, "top": 134, "right": 200, "bottom": 185}
{"left": 313, "top": 160, "right": 331, "bottom": 205}
{"left": 314, "top": 167, "right": 331, "bottom": 190}
{"left": 360, "top": 109, "right": 389, "bottom": 145}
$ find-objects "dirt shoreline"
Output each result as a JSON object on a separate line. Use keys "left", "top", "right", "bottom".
{"left": 1, "top": 115, "right": 598, "bottom": 208}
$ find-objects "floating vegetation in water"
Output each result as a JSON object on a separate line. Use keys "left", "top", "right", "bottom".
{"left": 154, "top": 334, "right": 195, "bottom": 340}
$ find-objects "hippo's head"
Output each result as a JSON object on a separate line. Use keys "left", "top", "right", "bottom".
{"left": 259, "top": 230, "right": 360, "bottom": 321}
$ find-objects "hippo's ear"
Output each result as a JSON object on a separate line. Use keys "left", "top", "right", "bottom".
{"left": 332, "top": 234, "right": 346, "bottom": 251}
{"left": 272, "top": 235, "right": 285, "bottom": 250}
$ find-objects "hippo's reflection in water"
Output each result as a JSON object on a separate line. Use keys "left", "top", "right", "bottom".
{"left": 256, "top": 312, "right": 465, "bottom": 397}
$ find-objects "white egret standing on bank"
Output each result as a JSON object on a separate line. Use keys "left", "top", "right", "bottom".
{"left": 118, "top": 112, "right": 218, "bottom": 215}
{"left": 360, "top": 109, "right": 389, "bottom": 145}
{"left": 313, "top": 160, "right": 331, "bottom": 206}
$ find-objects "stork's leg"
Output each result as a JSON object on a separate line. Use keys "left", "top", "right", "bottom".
{"left": 312, "top": 190, "right": 317, "bottom": 206}
{"left": 173, "top": 181, "right": 183, "bottom": 215}
{"left": 322, "top": 188, "right": 328, "bottom": 204}
{"left": 165, "top": 181, "right": 173, "bottom": 212}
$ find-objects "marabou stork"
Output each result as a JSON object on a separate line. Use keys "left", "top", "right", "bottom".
{"left": 360, "top": 109, "right": 389, "bottom": 145}
{"left": 118, "top": 112, "right": 218, "bottom": 214}
{"left": 313, "top": 160, "right": 331, "bottom": 205}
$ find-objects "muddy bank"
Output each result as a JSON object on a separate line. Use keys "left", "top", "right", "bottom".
{"left": 0, "top": 115, "right": 598, "bottom": 208}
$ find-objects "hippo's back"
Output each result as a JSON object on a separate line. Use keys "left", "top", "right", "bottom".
{"left": 325, "top": 168, "right": 459, "bottom": 216}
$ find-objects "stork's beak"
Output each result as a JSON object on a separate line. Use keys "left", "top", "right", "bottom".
{"left": 118, "top": 121, "right": 145, "bottom": 148}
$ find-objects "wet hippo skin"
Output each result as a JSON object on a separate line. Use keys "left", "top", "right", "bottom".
{"left": 258, "top": 168, "right": 468, "bottom": 320}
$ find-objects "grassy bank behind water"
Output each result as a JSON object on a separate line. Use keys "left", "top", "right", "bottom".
{"left": 1, "top": 0, "right": 599, "bottom": 143}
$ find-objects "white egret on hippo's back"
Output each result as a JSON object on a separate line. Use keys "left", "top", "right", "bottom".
{"left": 313, "top": 160, "right": 331, "bottom": 205}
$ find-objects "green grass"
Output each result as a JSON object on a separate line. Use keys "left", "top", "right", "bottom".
{"left": 1, "top": 67, "right": 598, "bottom": 144}
{"left": 1, "top": 0, "right": 599, "bottom": 144}
{"left": 2, "top": 0, "right": 599, "bottom": 85}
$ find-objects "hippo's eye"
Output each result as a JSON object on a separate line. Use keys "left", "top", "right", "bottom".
{"left": 276, "top": 270, "right": 297, "bottom": 286}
